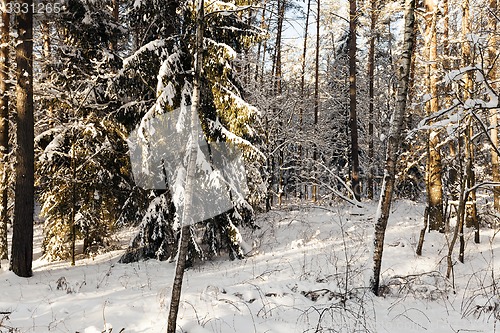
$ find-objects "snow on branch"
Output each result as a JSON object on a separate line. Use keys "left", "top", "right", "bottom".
{"left": 208, "top": 119, "right": 265, "bottom": 160}
{"left": 118, "top": 38, "right": 168, "bottom": 76}
{"left": 415, "top": 65, "right": 499, "bottom": 136}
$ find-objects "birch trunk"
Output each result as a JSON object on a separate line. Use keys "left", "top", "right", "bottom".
{"left": 166, "top": 0, "right": 203, "bottom": 330}
{"left": 370, "top": 0, "right": 416, "bottom": 296}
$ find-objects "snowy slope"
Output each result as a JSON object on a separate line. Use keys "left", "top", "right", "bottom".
{"left": 0, "top": 200, "right": 498, "bottom": 332}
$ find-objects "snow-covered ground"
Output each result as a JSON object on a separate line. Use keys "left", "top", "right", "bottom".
{"left": 1, "top": 200, "right": 498, "bottom": 332}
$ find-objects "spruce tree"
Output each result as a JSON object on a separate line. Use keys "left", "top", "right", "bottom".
{"left": 117, "top": 0, "right": 261, "bottom": 264}
{"left": 36, "top": 0, "right": 139, "bottom": 261}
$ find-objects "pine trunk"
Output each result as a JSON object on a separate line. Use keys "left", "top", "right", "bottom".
{"left": 461, "top": 0, "right": 478, "bottom": 233}
{"left": 488, "top": 0, "right": 499, "bottom": 212}
{"left": 110, "top": 0, "right": 119, "bottom": 51}
{"left": 312, "top": 0, "right": 320, "bottom": 202}
{"left": 274, "top": 0, "right": 284, "bottom": 95}
{"left": 370, "top": 0, "right": 416, "bottom": 296}
{"left": 424, "top": 4, "right": 444, "bottom": 232}
{"left": 0, "top": 3, "right": 9, "bottom": 262}
{"left": 298, "top": 0, "right": 311, "bottom": 200}
{"left": 367, "top": 0, "right": 377, "bottom": 200}
{"left": 255, "top": 0, "right": 266, "bottom": 83}
{"left": 11, "top": 1, "right": 34, "bottom": 278}
{"left": 166, "top": 0, "right": 204, "bottom": 331}
{"left": 349, "top": 0, "right": 360, "bottom": 201}
{"left": 275, "top": 0, "right": 285, "bottom": 204}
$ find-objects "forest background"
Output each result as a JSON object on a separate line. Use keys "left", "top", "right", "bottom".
{"left": 0, "top": 0, "right": 498, "bottom": 326}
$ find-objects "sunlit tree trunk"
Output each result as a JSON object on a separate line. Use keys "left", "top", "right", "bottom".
{"left": 255, "top": 0, "right": 267, "bottom": 84}
{"left": 488, "top": 0, "right": 499, "bottom": 212}
{"left": 10, "top": 0, "right": 34, "bottom": 278}
{"left": 424, "top": 1, "right": 444, "bottom": 232}
{"left": 370, "top": 0, "right": 416, "bottom": 296}
{"left": 0, "top": 1, "right": 9, "bottom": 262}
{"left": 259, "top": 0, "right": 273, "bottom": 86}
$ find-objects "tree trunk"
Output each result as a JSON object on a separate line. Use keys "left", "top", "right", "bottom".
{"left": 424, "top": 3, "right": 444, "bottom": 232}
{"left": 349, "top": 0, "right": 360, "bottom": 201}
{"left": 370, "top": 0, "right": 416, "bottom": 296}
{"left": 274, "top": 0, "right": 284, "bottom": 95}
{"left": 312, "top": 0, "right": 320, "bottom": 202}
{"left": 255, "top": 0, "right": 267, "bottom": 85}
{"left": 461, "top": 0, "right": 478, "bottom": 234}
{"left": 298, "top": 0, "right": 311, "bottom": 200}
{"left": 488, "top": 0, "right": 499, "bottom": 212}
{"left": 443, "top": 0, "right": 458, "bottom": 228}
{"left": 465, "top": 121, "right": 479, "bottom": 243}
{"left": 11, "top": 0, "right": 34, "bottom": 278}
{"left": 0, "top": 2, "right": 9, "bottom": 262}
{"left": 447, "top": 134, "right": 466, "bottom": 279}
{"left": 416, "top": 207, "right": 428, "bottom": 256}
{"left": 259, "top": 1, "right": 273, "bottom": 86}
{"left": 110, "top": 0, "right": 119, "bottom": 51}
{"left": 367, "top": 0, "right": 377, "bottom": 200}
{"left": 70, "top": 143, "right": 76, "bottom": 266}
{"left": 166, "top": 0, "right": 204, "bottom": 331}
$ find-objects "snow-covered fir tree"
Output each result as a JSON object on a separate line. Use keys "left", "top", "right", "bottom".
{"left": 116, "top": 0, "right": 263, "bottom": 263}
{"left": 35, "top": 0, "right": 141, "bottom": 260}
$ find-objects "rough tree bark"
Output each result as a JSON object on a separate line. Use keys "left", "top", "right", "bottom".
{"left": 166, "top": 0, "right": 204, "bottom": 331}
{"left": 10, "top": 0, "right": 34, "bottom": 278}
{"left": 0, "top": 1, "right": 10, "bottom": 263}
{"left": 424, "top": 1, "right": 444, "bottom": 232}
{"left": 370, "top": 0, "right": 416, "bottom": 296}
{"left": 110, "top": 0, "right": 119, "bottom": 51}
{"left": 349, "top": 0, "right": 360, "bottom": 201}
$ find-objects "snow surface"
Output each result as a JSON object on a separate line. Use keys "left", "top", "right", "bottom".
{"left": 0, "top": 201, "right": 498, "bottom": 332}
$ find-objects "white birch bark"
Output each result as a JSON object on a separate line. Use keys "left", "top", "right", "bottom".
{"left": 370, "top": 0, "right": 416, "bottom": 296}
{"left": 167, "top": 0, "right": 204, "bottom": 331}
